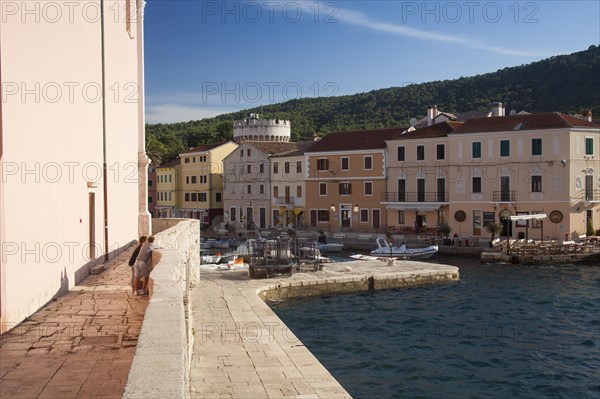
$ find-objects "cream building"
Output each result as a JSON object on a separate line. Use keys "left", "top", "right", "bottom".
{"left": 447, "top": 112, "right": 599, "bottom": 240}
{"left": 178, "top": 142, "right": 238, "bottom": 224}
{"left": 0, "top": 0, "right": 148, "bottom": 330}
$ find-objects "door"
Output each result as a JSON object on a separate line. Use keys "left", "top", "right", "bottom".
{"left": 89, "top": 192, "right": 96, "bottom": 260}
{"left": 341, "top": 205, "right": 351, "bottom": 228}
{"left": 398, "top": 179, "right": 406, "bottom": 202}
{"left": 500, "top": 176, "right": 510, "bottom": 201}
{"left": 437, "top": 178, "right": 446, "bottom": 202}
{"left": 417, "top": 178, "right": 425, "bottom": 202}
{"left": 585, "top": 175, "right": 593, "bottom": 201}
{"left": 259, "top": 207, "right": 266, "bottom": 229}
{"left": 310, "top": 209, "right": 317, "bottom": 227}
{"left": 246, "top": 207, "right": 253, "bottom": 228}
{"left": 284, "top": 186, "right": 291, "bottom": 204}
{"left": 372, "top": 209, "right": 381, "bottom": 229}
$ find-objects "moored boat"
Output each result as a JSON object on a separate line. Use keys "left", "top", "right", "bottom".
{"left": 369, "top": 237, "right": 438, "bottom": 259}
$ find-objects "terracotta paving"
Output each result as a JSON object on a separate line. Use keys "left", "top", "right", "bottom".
{"left": 0, "top": 249, "right": 148, "bottom": 398}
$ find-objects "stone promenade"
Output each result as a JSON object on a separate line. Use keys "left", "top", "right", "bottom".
{"left": 190, "top": 259, "right": 459, "bottom": 398}
{"left": 0, "top": 248, "right": 148, "bottom": 398}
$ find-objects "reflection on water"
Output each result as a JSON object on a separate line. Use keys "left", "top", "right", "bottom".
{"left": 270, "top": 259, "right": 600, "bottom": 399}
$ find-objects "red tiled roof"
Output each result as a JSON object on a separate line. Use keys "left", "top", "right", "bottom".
{"left": 306, "top": 127, "right": 405, "bottom": 153}
{"left": 390, "top": 121, "right": 462, "bottom": 141}
{"left": 157, "top": 158, "right": 180, "bottom": 168}
{"left": 180, "top": 142, "right": 227, "bottom": 154}
{"left": 451, "top": 112, "right": 599, "bottom": 134}
{"left": 270, "top": 141, "right": 318, "bottom": 157}
{"left": 242, "top": 141, "right": 310, "bottom": 156}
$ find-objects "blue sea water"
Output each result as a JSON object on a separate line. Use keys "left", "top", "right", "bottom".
{"left": 269, "top": 259, "right": 600, "bottom": 399}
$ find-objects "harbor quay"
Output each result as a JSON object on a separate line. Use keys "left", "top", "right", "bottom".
{"left": 189, "top": 260, "right": 459, "bottom": 398}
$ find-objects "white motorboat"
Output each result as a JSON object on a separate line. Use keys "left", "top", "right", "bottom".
{"left": 369, "top": 237, "right": 438, "bottom": 259}
{"left": 317, "top": 242, "right": 344, "bottom": 253}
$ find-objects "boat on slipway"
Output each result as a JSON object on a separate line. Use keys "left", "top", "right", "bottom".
{"left": 358, "top": 237, "right": 438, "bottom": 260}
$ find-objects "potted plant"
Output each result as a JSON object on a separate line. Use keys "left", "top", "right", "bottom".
{"left": 438, "top": 222, "right": 452, "bottom": 245}
{"left": 485, "top": 221, "right": 503, "bottom": 247}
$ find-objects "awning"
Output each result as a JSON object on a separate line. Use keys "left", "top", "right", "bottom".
{"left": 509, "top": 213, "right": 547, "bottom": 221}
{"left": 384, "top": 203, "right": 442, "bottom": 211}
{"left": 294, "top": 208, "right": 304, "bottom": 216}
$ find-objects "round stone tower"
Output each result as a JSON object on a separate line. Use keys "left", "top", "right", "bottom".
{"left": 233, "top": 113, "right": 291, "bottom": 143}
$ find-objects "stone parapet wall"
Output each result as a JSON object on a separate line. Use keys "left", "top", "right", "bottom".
{"left": 152, "top": 218, "right": 193, "bottom": 235}
{"left": 124, "top": 219, "right": 199, "bottom": 399}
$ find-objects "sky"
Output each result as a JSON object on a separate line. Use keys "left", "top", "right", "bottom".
{"left": 143, "top": 0, "right": 600, "bottom": 123}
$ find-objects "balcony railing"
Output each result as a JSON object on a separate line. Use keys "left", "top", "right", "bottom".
{"left": 493, "top": 191, "right": 515, "bottom": 202}
{"left": 583, "top": 189, "right": 599, "bottom": 202}
{"left": 274, "top": 196, "right": 295, "bottom": 206}
{"left": 381, "top": 192, "right": 449, "bottom": 203}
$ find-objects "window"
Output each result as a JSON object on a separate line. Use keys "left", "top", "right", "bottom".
{"left": 184, "top": 157, "right": 190, "bottom": 163}
{"left": 273, "top": 186, "right": 279, "bottom": 197}
{"left": 148, "top": 196, "right": 153, "bottom": 204}
{"left": 296, "top": 185, "right": 302, "bottom": 198}
{"left": 531, "top": 175, "right": 542, "bottom": 192}
{"left": 397, "top": 146, "right": 405, "bottom": 161}
{"left": 247, "top": 149, "right": 251, "bottom": 156}
{"left": 259, "top": 163, "right": 264, "bottom": 173}
{"left": 417, "top": 178, "right": 425, "bottom": 202}
{"left": 284, "top": 162, "right": 290, "bottom": 173}
{"left": 500, "top": 140, "right": 510, "bottom": 157}
{"left": 273, "top": 162, "right": 279, "bottom": 174}
{"left": 200, "top": 175, "right": 207, "bottom": 183}
{"left": 586, "top": 137, "right": 594, "bottom": 155}
{"left": 360, "top": 209, "right": 369, "bottom": 223}
{"left": 436, "top": 144, "right": 445, "bottom": 160}
{"left": 168, "top": 192, "right": 172, "bottom": 201}
{"left": 417, "top": 145, "right": 425, "bottom": 161}
{"left": 472, "top": 142, "right": 482, "bottom": 158}
{"left": 192, "top": 157, "right": 196, "bottom": 163}
{"left": 230, "top": 207, "right": 237, "bottom": 221}
{"left": 339, "top": 182, "right": 352, "bottom": 195}
{"left": 531, "top": 138, "right": 542, "bottom": 156}
{"left": 296, "top": 161, "right": 302, "bottom": 174}
{"left": 191, "top": 176, "right": 197, "bottom": 184}
{"left": 364, "top": 156, "right": 373, "bottom": 170}
{"left": 186, "top": 176, "right": 189, "bottom": 184}
{"left": 247, "top": 165, "right": 251, "bottom": 174}
{"left": 317, "top": 159, "right": 329, "bottom": 171}
{"left": 241, "top": 149, "right": 244, "bottom": 157}
{"left": 216, "top": 193, "right": 222, "bottom": 202}
{"left": 191, "top": 193, "right": 197, "bottom": 201}
{"left": 185, "top": 193, "right": 190, "bottom": 201}
{"left": 437, "top": 178, "right": 446, "bottom": 202}
{"left": 318, "top": 210, "right": 330, "bottom": 222}
{"left": 472, "top": 177, "right": 482, "bottom": 193}
{"left": 531, "top": 211, "right": 543, "bottom": 228}
{"left": 247, "top": 185, "right": 252, "bottom": 194}
{"left": 364, "top": 182, "right": 373, "bottom": 196}
{"left": 260, "top": 184, "right": 264, "bottom": 194}
{"left": 169, "top": 175, "right": 172, "bottom": 183}
{"left": 398, "top": 210, "right": 405, "bottom": 225}
{"left": 199, "top": 193, "right": 207, "bottom": 202}
{"left": 341, "top": 157, "right": 349, "bottom": 170}
{"left": 148, "top": 180, "right": 153, "bottom": 187}
{"left": 319, "top": 182, "right": 327, "bottom": 196}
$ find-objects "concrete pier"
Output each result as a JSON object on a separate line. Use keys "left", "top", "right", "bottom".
{"left": 189, "top": 260, "right": 459, "bottom": 398}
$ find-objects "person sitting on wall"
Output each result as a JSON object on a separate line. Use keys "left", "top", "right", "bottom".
{"left": 128, "top": 236, "right": 147, "bottom": 296}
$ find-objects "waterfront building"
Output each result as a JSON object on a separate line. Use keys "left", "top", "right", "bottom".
{"left": 447, "top": 112, "right": 599, "bottom": 240}
{"left": 0, "top": 0, "right": 148, "bottom": 330}
{"left": 148, "top": 165, "right": 157, "bottom": 217}
{"left": 223, "top": 141, "right": 308, "bottom": 230}
{"left": 270, "top": 142, "right": 317, "bottom": 229}
{"left": 305, "top": 128, "right": 403, "bottom": 232}
{"left": 155, "top": 159, "right": 181, "bottom": 218}
{"left": 178, "top": 142, "right": 238, "bottom": 224}
{"left": 383, "top": 121, "right": 462, "bottom": 234}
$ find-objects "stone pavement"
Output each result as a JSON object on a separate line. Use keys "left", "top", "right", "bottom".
{"left": 190, "top": 260, "right": 459, "bottom": 398}
{"left": 0, "top": 247, "right": 148, "bottom": 399}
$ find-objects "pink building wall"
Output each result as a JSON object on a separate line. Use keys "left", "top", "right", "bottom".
{"left": 0, "top": 0, "right": 148, "bottom": 331}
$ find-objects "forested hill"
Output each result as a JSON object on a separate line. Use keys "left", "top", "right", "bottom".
{"left": 146, "top": 45, "right": 600, "bottom": 164}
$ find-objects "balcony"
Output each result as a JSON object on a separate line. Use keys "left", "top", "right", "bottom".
{"left": 381, "top": 192, "right": 449, "bottom": 203}
{"left": 274, "top": 196, "right": 296, "bottom": 206}
{"left": 493, "top": 191, "right": 515, "bottom": 202}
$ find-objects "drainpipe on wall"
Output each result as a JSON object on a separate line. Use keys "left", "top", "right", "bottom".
{"left": 100, "top": 0, "right": 109, "bottom": 262}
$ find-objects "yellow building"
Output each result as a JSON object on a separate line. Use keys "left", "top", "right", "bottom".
{"left": 305, "top": 128, "right": 402, "bottom": 232}
{"left": 155, "top": 159, "right": 181, "bottom": 218}
{"left": 178, "top": 142, "right": 238, "bottom": 224}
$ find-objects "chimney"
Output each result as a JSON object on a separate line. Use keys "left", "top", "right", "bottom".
{"left": 491, "top": 102, "right": 504, "bottom": 117}
{"left": 427, "top": 105, "right": 438, "bottom": 126}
